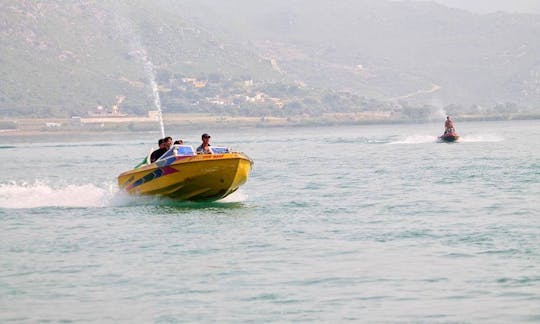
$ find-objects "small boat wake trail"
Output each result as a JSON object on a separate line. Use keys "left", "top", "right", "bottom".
{"left": 387, "top": 133, "right": 504, "bottom": 145}
{"left": 459, "top": 134, "right": 504, "bottom": 142}
{"left": 389, "top": 135, "right": 439, "bottom": 144}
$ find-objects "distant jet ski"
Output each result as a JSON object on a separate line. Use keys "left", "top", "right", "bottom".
{"left": 440, "top": 116, "right": 459, "bottom": 142}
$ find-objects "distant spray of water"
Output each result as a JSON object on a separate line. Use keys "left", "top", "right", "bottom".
{"left": 433, "top": 102, "right": 448, "bottom": 119}
{"left": 140, "top": 49, "right": 165, "bottom": 138}
{"left": 111, "top": 11, "right": 165, "bottom": 138}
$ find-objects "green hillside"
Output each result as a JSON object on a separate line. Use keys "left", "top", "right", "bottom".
{"left": 178, "top": 0, "right": 540, "bottom": 106}
{"left": 0, "top": 0, "right": 280, "bottom": 117}
{"left": 1, "top": 0, "right": 539, "bottom": 118}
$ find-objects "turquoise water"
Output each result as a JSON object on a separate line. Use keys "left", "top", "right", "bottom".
{"left": 1, "top": 120, "right": 539, "bottom": 322}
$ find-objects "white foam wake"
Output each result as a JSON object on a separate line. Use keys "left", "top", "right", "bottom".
{"left": 0, "top": 181, "right": 249, "bottom": 209}
{"left": 219, "top": 189, "right": 248, "bottom": 203}
{"left": 0, "top": 181, "right": 117, "bottom": 209}
{"left": 459, "top": 134, "right": 504, "bottom": 143}
{"left": 389, "top": 135, "right": 439, "bottom": 144}
{"left": 388, "top": 133, "right": 504, "bottom": 145}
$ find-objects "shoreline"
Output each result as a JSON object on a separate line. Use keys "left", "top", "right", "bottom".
{"left": 1, "top": 113, "right": 539, "bottom": 139}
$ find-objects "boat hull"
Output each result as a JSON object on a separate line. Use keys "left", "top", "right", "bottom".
{"left": 118, "top": 153, "right": 252, "bottom": 201}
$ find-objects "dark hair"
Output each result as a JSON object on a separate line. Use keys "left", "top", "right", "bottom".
{"left": 164, "top": 136, "right": 172, "bottom": 141}
{"left": 158, "top": 138, "right": 165, "bottom": 145}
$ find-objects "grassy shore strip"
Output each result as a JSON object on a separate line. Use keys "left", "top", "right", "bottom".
{"left": 1, "top": 113, "right": 539, "bottom": 138}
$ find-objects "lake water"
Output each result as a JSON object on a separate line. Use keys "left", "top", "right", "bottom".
{"left": 1, "top": 120, "right": 539, "bottom": 322}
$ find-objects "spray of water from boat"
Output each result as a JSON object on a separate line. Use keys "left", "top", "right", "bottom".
{"left": 0, "top": 181, "right": 248, "bottom": 209}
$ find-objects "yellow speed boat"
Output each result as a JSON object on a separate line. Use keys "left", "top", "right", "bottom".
{"left": 118, "top": 145, "right": 253, "bottom": 201}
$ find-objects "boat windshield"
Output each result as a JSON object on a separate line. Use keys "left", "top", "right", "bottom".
{"left": 155, "top": 145, "right": 195, "bottom": 162}
{"left": 175, "top": 145, "right": 196, "bottom": 156}
{"left": 154, "top": 145, "right": 233, "bottom": 162}
{"left": 210, "top": 147, "right": 230, "bottom": 154}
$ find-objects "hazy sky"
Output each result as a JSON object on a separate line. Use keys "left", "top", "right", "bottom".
{"left": 430, "top": 0, "right": 540, "bottom": 14}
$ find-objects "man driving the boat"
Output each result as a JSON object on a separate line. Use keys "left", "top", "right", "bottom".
{"left": 196, "top": 133, "right": 213, "bottom": 154}
{"left": 444, "top": 116, "right": 455, "bottom": 134}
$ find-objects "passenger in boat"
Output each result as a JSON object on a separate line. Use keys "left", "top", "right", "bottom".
{"left": 164, "top": 136, "right": 173, "bottom": 149}
{"left": 174, "top": 139, "right": 184, "bottom": 145}
{"left": 444, "top": 116, "right": 455, "bottom": 134}
{"left": 150, "top": 138, "right": 167, "bottom": 163}
{"left": 196, "top": 133, "right": 212, "bottom": 154}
